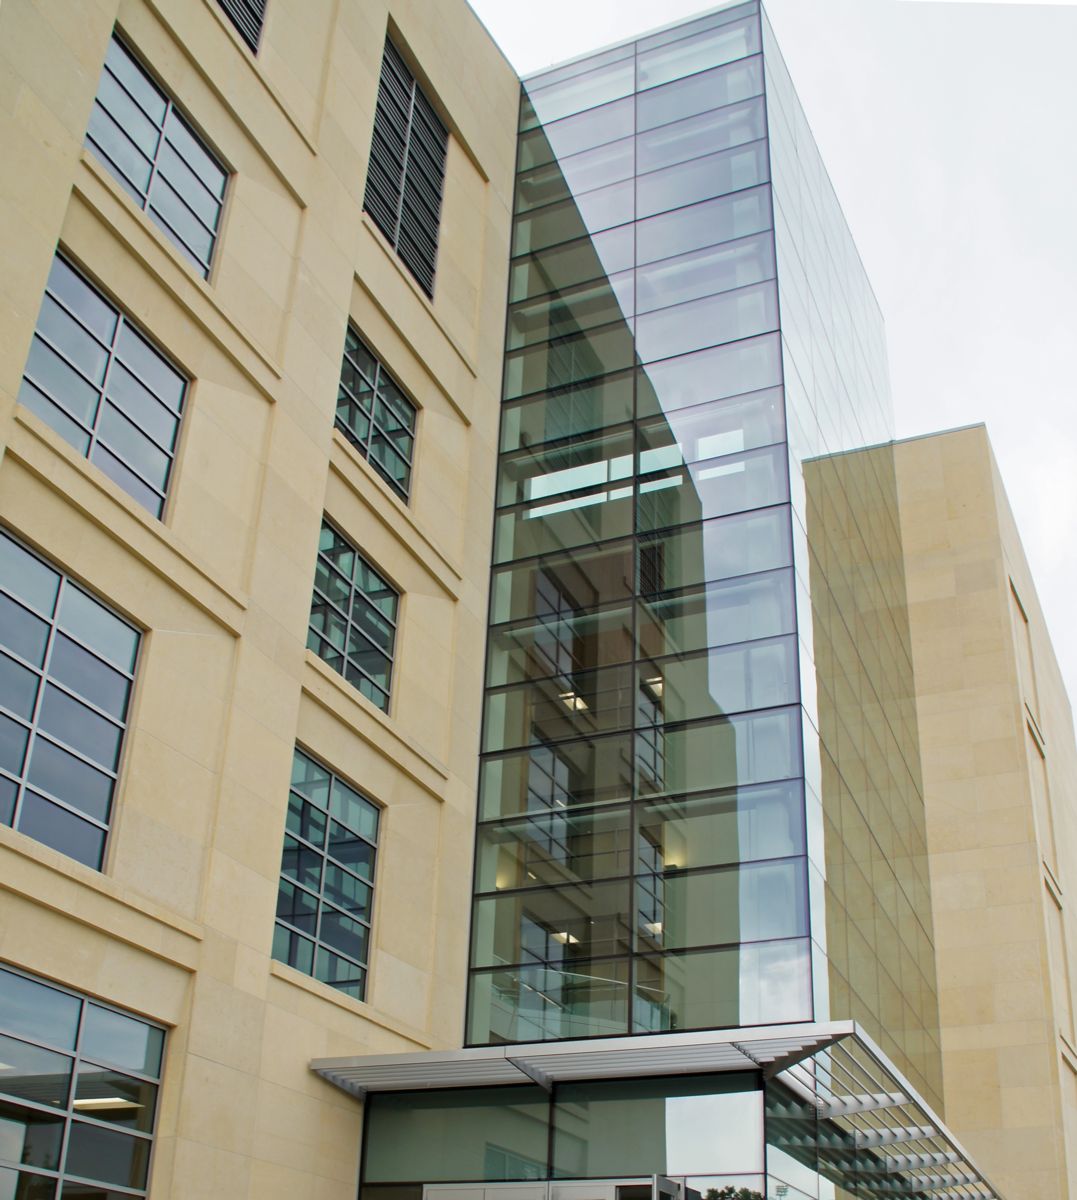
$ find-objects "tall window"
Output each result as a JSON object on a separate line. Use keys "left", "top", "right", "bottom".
{"left": 0, "top": 531, "right": 139, "bottom": 870}
{"left": 86, "top": 35, "right": 228, "bottom": 278}
{"left": 363, "top": 38, "right": 448, "bottom": 297}
{"left": 215, "top": 0, "right": 266, "bottom": 52}
{"left": 307, "top": 520, "right": 400, "bottom": 713}
{"left": 336, "top": 327, "right": 418, "bottom": 499}
{"left": 273, "top": 747, "right": 380, "bottom": 1001}
{"left": 19, "top": 254, "right": 187, "bottom": 518}
{"left": 0, "top": 964, "right": 164, "bottom": 1197}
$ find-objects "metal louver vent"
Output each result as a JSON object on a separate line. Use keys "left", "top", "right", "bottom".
{"left": 216, "top": 0, "right": 266, "bottom": 53}
{"left": 364, "top": 39, "right": 449, "bottom": 297}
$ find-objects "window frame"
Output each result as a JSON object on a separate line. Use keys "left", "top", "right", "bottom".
{"left": 272, "top": 745, "right": 382, "bottom": 1002}
{"left": 0, "top": 528, "right": 141, "bottom": 871}
{"left": 0, "top": 962, "right": 165, "bottom": 1197}
{"left": 85, "top": 32, "right": 230, "bottom": 279}
{"left": 306, "top": 518, "right": 402, "bottom": 714}
{"left": 214, "top": 0, "right": 267, "bottom": 54}
{"left": 335, "top": 325, "right": 420, "bottom": 501}
{"left": 19, "top": 252, "right": 190, "bottom": 520}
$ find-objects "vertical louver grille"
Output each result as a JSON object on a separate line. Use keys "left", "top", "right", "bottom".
{"left": 364, "top": 39, "right": 448, "bottom": 297}
{"left": 216, "top": 0, "right": 266, "bottom": 53}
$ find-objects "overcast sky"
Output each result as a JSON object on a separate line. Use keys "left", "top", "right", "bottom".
{"left": 470, "top": 0, "right": 1077, "bottom": 713}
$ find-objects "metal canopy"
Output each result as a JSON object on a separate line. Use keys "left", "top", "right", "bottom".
{"left": 310, "top": 1021, "right": 1005, "bottom": 1200}
{"left": 311, "top": 1021, "right": 847, "bottom": 1097}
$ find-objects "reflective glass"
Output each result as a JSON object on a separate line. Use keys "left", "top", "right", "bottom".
{"left": 363, "top": 1087, "right": 549, "bottom": 1183}
{"left": 637, "top": 96, "right": 766, "bottom": 174}
{"left": 552, "top": 1074, "right": 762, "bottom": 1178}
{"left": 507, "top": 272, "right": 633, "bottom": 351}
{"left": 636, "top": 140, "right": 768, "bottom": 221}
{"left": 475, "top": 805, "right": 632, "bottom": 892}
{"left": 636, "top": 56, "right": 763, "bottom": 132}
{"left": 499, "top": 371, "right": 634, "bottom": 451}
{"left": 637, "top": 568, "right": 796, "bottom": 658}
{"left": 636, "top": 185, "right": 771, "bottom": 266}
{"left": 636, "top": 231, "right": 775, "bottom": 314}
{"left": 636, "top": 283, "right": 779, "bottom": 364}
{"left": 82, "top": 1005, "right": 163, "bottom": 1077}
{"left": 634, "top": 938, "right": 813, "bottom": 1031}
{"left": 512, "top": 181, "right": 634, "bottom": 256}
{"left": 638, "top": 388, "right": 785, "bottom": 463}
{"left": 637, "top": 14, "right": 760, "bottom": 90}
{"left": 497, "top": 426, "right": 634, "bottom": 508}
{"left": 517, "top": 139, "right": 635, "bottom": 212}
{"left": 65, "top": 1122, "right": 149, "bottom": 1189}
{"left": 524, "top": 58, "right": 635, "bottom": 128}
{"left": 638, "top": 334, "right": 783, "bottom": 417}
{"left": 0, "top": 1099, "right": 63, "bottom": 1169}
{"left": 478, "top": 734, "right": 633, "bottom": 820}
{"left": 635, "top": 858, "right": 808, "bottom": 951}
{"left": 468, "top": 960, "right": 630, "bottom": 1044}
{"left": 490, "top": 539, "right": 635, "bottom": 625}
{"left": 518, "top": 96, "right": 635, "bottom": 171}
{"left": 72, "top": 1065, "right": 156, "bottom": 1132}
{"left": 0, "top": 1034, "right": 72, "bottom": 1107}
{"left": 636, "top": 706, "right": 802, "bottom": 797}
{"left": 504, "top": 323, "right": 635, "bottom": 401}
{"left": 486, "top": 604, "right": 634, "bottom": 687}
{"left": 638, "top": 781, "right": 806, "bottom": 872}
{"left": 510, "top": 226, "right": 635, "bottom": 304}
{"left": 17, "top": 794, "right": 106, "bottom": 869}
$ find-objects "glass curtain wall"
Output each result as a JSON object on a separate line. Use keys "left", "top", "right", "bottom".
{"left": 760, "top": 15, "right": 942, "bottom": 1107}
{"left": 469, "top": 0, "right": 814, "bottom": 1046}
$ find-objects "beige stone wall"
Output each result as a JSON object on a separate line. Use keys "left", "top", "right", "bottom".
{"left": 0, "top": 0, "right": 518, "bottom": 1195}
{"left": 896, "top": 424, "right": 1077, "bottom": 1200}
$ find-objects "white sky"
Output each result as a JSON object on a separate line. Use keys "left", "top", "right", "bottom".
{"left": 470, "top": 0, "right": 1077, "bottom": 713}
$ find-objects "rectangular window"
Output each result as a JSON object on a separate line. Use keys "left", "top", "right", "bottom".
{"left": 307, "top": 519, "right": 400, "bottom": 712}
{"left": 215, "top": 0, "right": 266, "bottom": 53}
{"left": 85, "top": 35, "right": 228, "bottom": 278}
{"left": 0, "top": 963, "right": 164, "bottom": 1197}
{"left": 273, "top": 746, "right": 380, "bottom": 1001}
{"left": 336, "top": 327, "right": 418, "bottom": 499}
{"left": 0, "top": 530, "right": 140, "bottom": 870}
{"left": 363, "top": 38, "right": 448, "bottom": 297}
{"left": 19, "top": 254, "right": 187, "bottom": 519}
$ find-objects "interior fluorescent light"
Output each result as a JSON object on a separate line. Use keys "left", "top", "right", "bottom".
{"left": 644, "top": 676, "right": 664, "bottom": 698}
{"left": 552, "top": 931, "right": 579, "bottom": 945}
{"left": 559, "top": 690, "right": 589, "bottom": 712}
{"left": 644, "top": 921, "right": 664, "bottom": 936}
{"left": 73, "top": 1097, "right": 142, "bottom": 1111}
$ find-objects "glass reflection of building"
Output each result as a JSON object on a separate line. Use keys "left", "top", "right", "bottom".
{"left": 316, "top": 6, "right": 998, "bottom": 1200}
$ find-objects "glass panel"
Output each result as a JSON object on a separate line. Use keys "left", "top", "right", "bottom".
{"left": 64, "top": 1121, "right": 149, "bottom": 1189}
{"left": 328, "top": 779, "right": 378, "bottom": 841}
{"left": 637, "top": 506, "right": 792, "bottom": 595}
{"left": 81, "top": 1005, "right": 162, "bottom": 1077}
{"left": 467, "top": 960, "right": 629, "bottom": 1044}
{"left": 285, "top": 791, "right": 327, "bottom": 847}
{"left": 45, "top": 258, "right": 117, "bottom": 344}
{"left": 479, "top": 734, "right": 633, "bottom": 820}
{"left": 639, "top": 388, "right": 785, "bottom": 466}
{"left": 0, "top": 970, "right": 80, "bottom": 1050}
{"left": 314, "top": 948, "right": 365, "bottom": 999}
{"left": 0, "top": 1034, "right": 72, "bottom": 1107}
{"left": 637, "top": 14, "right": 761, "bottom": 90}
{"left": 504, "top": 322, "right": 638, "bottom": 398}
{"left": 0, "top": 653, "right": 39, "bottom": 721}
{"left": 0, "top": 777, "right": 14, "bottom": 826}
{"left": 292, "top": 749, "right": 331, "bottom": 808}
{"left": 85, "top": 104, "right": 153, "bottom": 198}
{"left": 637, "top": 96, "right": 765, "bottom": 174}
{"left": 113, "top": 326, "right": 185, "bottom": 413}
{"left": 637, "top": 140, "right": 768, "bottom": 222}
{"left": 638, "top": 568, "right": 796, "bottom": 658}
{"left": 281, "top": 835, "right": 322, "bottom": 891}
{"left": 0, "top": 1167, "right": 57, "bottom": 1199}
{"left": 638, "top": 635, "right": 799, "bottom": 724}
{"left": 636, "top": 185, "right": 771, "bottom": 266}
{"left": 636, "top": 706, "right": 802, "bottom": 798}
{"left": 634, "top": 938, "right": 813, "bottom": 1031}
{"left": 494, "top": 482, "right": 634, "bottom": 566}
{"left": 149, "top": 179, "right": 214, "bottom": 268}
{"left": 319, "top": 905, "right": 368, "bottom": 963}
{"left": 103, "top": 39, "right": 166, "bottom": 125}
{"left": 0, "top": 1098, "right": 64, "bottom": 1169}
{"left": 27, "top": 739, "right": 114, "bottom": 824}
{"left": 323, "top": 863, "right": 372, "bottom": 920}
{"left": 519, "top": 96, "right": 634, "bottom": 170}
{"left": 524, "top": 58, "right": 635, "bottom": 128}
{"left": 73, "top": 1064, "right": 156, "bottom": 1132}
{"left": 362, "top": 1086, "right": 550, "bottom": 1183}
{"left": 37, "top": 687, "right": 121, "bottom": 772}
{"left": 490, "top": 539, "right": 635, "bottom": 626}
{"left": 164, "top": 113, "right": 226, "bottom": 198}
{"left": 637, "top": 444, "right": 789, "bottom": 532}
{"left": 97, "top": 404, "right": 171, "bottom": 491}
{"left": 22, "top": 340, "right": 100, "bottom": 426}
{"left": 483, "top": 665, "right": 635, "bottom": 753}
{"left": 517, "top": 138, "right": 635, "bottom": 212}
{"left": 497, "top": 427, "right": 633, "bottom": 508}
{"left": 552, "top": 1074, "right": 762, "bottom": 1178}
{"left": 637, "top": 56, "right": 763, "bottom": 133}
{"left": 635, "top": 858, "right": 808, "bottom": 951}
{"left": 486, "top": 604, "right": 634, "bottom": 687}
{"left": 272, "top": 925, "right": 314, "bottom": 975}
{"left": 507, "top": 271, "right": 634, "bottom": 351}
{"left": 638, "top": 781, "right": 806, "bottom": 872}
{"left": 276, "top": 878, "right": 318, "bottom": 934}
{"left": 471, "top": 878, "right": 631, "bottom": 968}
{"left": 509, "top": 227, "right": 635, "bottom": 304}
{"left": 475, "top": 805, "right": 632, "bottom": 891}
{"left": 500, "top": 371, "right": 634, "bottom": 451}
{"left": 36, "top": 297, "right": 109, "bottom": 387}
{"left": 89, "top": 445, "right": 164, "bottom": 517}
{"left": 106, "top": 363, "right": 179, "bottom": 449}
{"left": 0, "top": 714, "right": 29, "bottom": 777}
{"left": 636, "top": 231, "right": 775, "bottom": 314}
{"left": 635, "top": 281, "right": 779, "bottom": 364}
{"left": 56, "top": 590, "right": 137, "bottom": 675}
{"left": 47, "top": 637, "right": 129, "bottom": 721}
{"left": 17, "top": 793, "right": 106, "bottom": 870}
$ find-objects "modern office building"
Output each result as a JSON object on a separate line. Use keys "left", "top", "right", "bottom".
{"left": 0, "top": 2, "right": 1072, "bottom": 1200}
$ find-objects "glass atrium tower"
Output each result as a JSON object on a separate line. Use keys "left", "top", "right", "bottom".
{"left": 315, "top": 6, "right": 990, "bottom": 1200}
